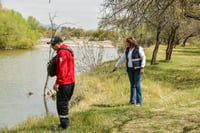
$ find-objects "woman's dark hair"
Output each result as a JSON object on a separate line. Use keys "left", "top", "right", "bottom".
{"left": 126, "top": 37, "right": 135, "bottom": 46}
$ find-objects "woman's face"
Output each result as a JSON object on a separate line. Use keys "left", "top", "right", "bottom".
{"left": 126, "top": 42, "right": 131, "bottom": 47}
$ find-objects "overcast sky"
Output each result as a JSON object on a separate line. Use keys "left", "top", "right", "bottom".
{"left": 1, "top": 0, "right": 104, "bottom": 30}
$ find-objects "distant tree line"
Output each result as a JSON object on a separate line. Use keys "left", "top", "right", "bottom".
{"left": 55, "top": 27, "right": 118, "bottom": 41}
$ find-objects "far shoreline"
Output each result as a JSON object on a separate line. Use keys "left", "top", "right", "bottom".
{"left": 36, "top": 38, "right": 115, "bottom": 48}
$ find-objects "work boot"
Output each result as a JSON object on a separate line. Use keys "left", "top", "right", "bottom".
{"left": 53, "top": 124, "right": 68, "bottom": 132}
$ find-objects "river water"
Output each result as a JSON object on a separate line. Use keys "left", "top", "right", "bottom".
{"left": 0, "top": 46, "right": 118, "bottom": 129}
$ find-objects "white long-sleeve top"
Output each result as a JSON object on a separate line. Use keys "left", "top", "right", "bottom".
{"left": 115, "top": 46, "right": 146, "bottom": 68}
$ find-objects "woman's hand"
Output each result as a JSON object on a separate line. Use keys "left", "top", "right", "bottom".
{"left": 140, "top": 68, "right": 144, "bottom": 74}
{"left": 113, "top": 67, "right": 117, "bottom": 72}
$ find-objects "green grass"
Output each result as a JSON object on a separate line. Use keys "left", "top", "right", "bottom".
{"left": 1, "top": 45, "right": 200, "bottom": 133}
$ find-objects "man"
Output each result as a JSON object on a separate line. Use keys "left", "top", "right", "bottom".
{"left": 47, "top": 36, "right": 75, "bottom": 130}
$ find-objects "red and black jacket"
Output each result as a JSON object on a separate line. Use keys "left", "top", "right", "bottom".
{"left": 56, "top": 44, "right": 75, "bottom": 85}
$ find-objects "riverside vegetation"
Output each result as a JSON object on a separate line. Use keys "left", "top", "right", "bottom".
{"left": 0, "top": 8, "right": 44, "bottom": 49}
{"left": 1, "top": 44, "right": 200, "bottom": 133}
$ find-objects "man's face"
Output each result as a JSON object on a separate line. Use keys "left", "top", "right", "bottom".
{"left": 51, "top": 42, "right": 60, "bottom": 51}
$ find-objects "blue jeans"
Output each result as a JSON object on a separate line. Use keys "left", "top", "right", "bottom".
{"left": 127, "top": 68, "right": 142, "bottom": 104}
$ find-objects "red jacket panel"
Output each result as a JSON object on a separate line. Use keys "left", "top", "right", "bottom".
{"left": 56, "top": 44, "right": 75, "bottom": 85}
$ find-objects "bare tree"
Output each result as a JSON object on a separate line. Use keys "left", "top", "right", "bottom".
{"left": 165, "top": 24, "right": 179, "bottom": 61}
{"left": 101, "top": 0, "right": 176, "bottom": 65}
{"left": 158, "top": 1, "right": 181, "bottom": 61}
{"left": 182, "top": 26, "right": 200, "bottom": 46}
{"left": 76, "top": 40, "right": 104, "bottom": 73}
{"left": 43, "top": 13, "right": 57, "bottom": 97}
{"left": 180, "top": 0, "right": 200, "bottom": 21}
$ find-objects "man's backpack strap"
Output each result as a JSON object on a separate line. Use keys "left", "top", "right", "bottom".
{"left": 47, "top": 47, "right": 74, "bottom": 77}
{"left": 60, "top": 48, "right": 74, "bottom": 57}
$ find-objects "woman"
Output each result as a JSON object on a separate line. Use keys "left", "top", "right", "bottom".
{"left": 113, "top": 37, "right": 146, "bottom": 106}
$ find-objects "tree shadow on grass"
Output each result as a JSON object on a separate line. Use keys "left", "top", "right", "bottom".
{"left": 92, "top": 103, "right": 128, "bottom": 108}
{"left": 145, "top": 66, "right": 200, "bottom": 90}
{"left": 174, "top": 50, "right": 200, "bottom": 56}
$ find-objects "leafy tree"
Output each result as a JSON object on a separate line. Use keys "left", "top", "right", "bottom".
{"left": 0, "top": 9, "right": 42, "bottom": 49}
{"left": 89, "top": 29, "right": 118, "bottom": 41}
{"left": 27, "top": 16, "right": 48, "bottom": 36}
{"left": 71, "top": 28, "right": 84, "bottom": 38}
{"left": 58, "top": 26, "right": 119, "bottom": 42}
{"left": 60, "top": 27, "right": 72, "bottom": 39}
{"left": 27, "top": 16, "right": 40, "bottom": 30}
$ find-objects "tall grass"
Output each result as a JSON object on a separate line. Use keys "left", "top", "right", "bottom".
{"left": 1, "top": 45, "right": 200, "bottom": 133}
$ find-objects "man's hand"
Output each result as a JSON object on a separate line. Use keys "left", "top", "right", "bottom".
{"left": 53, "top": 83, "right": 59, "bottom": 92}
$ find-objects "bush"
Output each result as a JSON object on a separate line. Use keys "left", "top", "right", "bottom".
{"left": 0, "top": 9, "right": 42, "bottom": 49}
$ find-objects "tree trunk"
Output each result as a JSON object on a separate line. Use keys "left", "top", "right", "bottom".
{"left": 182, "top": 33, "right": 195, "bottom": 46}
{"left": 151, "top": 25, "right": 161, "bottom": 65}
{"left": 43, "top": 94, "right": 49, "bottom": 115}
{"left": 43, "top": 74, "right": 49, "bottom": 96}
{"left": 166, "top": 44, "right": 171, "bottom": 61}
{"left": 166, "top": 25, "right": 179, "bottom": 61}
{"left": 166, "top": 29, "right": 173, "bottom": 61}
{"left": 166, "top": 43, "right": 174, "bottom": 61}
{"left": 168, "top": 46, "right": 174, "bottom": 60}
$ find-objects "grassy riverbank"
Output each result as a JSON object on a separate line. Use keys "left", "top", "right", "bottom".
{"left": 1, "top": 45, "right": 200, "bottom": 133}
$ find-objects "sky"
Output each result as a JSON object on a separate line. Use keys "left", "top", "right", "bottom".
{"left": 1, "top": 0, "right": 104, "bottom": 30}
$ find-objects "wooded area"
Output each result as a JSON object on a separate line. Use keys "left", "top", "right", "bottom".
{"left": 100, "top": 0, "right": 200, "bottom": 64}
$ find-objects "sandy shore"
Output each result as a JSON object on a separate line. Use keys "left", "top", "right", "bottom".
{"left": 36, "top": 38, "right": 115, "bottom": 48}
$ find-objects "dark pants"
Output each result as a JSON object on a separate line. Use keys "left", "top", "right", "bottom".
{"left": 56, "top": 82, "right": 74, "bottom": 128}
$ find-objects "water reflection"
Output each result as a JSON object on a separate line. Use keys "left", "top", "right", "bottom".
{"left": 0, "top": 46, "right": 118, "bottom": 129}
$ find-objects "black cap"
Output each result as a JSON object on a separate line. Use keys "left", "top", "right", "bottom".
{"left": 47, "top": 36, "right": 63, "bottom": 45}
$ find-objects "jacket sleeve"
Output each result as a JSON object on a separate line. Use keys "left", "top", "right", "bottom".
{"left": 139, "top": 46, "right": 146, "bottom": 68}
{"left": 56, "top": 51, "right": 67, "bottom": 84}
{"left": 115, "top": 52, "right": 126, "bottom": 68}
